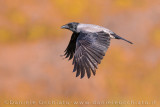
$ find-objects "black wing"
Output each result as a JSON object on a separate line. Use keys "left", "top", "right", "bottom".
{"left": 72, "top": 31, "right": 111, "bottom": 78}
{"left": 63, "top": 32, "right": 79, "bottom": 60}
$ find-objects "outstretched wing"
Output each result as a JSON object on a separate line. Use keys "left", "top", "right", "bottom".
{"left": 73, "top": 31, "right": 111, "bottom": 78}
{"left": 63, "top": 32, "right": 79, "bottom": 60}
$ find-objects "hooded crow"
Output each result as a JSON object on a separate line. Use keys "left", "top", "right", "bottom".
{"left": 61, "top": 22, "right": 133, "bottom": 79}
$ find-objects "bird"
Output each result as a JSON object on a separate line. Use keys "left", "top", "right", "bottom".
{"left": 61, "top": 22, "right": 133, "bottom": 79}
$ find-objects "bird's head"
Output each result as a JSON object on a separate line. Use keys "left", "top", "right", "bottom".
{"left": 61, "top": 22, "right": 79, "bottom": 32}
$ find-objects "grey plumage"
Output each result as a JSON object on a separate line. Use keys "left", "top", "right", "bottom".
{"left": 61, "top": 22, "right": 133, "bottom": 79}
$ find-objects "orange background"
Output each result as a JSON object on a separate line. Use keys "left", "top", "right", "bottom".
{"left": 0, "top": 0, "right": 160, "bottom": 107}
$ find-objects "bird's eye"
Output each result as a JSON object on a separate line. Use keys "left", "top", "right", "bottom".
{"left": 68, "top": 24, "right": 73, "bottom": 28}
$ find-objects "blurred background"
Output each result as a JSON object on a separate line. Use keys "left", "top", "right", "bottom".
{"left": 0, "top": 0, "right": 160, "bottom": 107}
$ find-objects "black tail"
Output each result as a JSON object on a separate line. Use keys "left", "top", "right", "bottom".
{"left": 112, "top": 34, "right": 133, "bottom": 44}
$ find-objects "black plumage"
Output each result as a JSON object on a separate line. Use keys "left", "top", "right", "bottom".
{"left": 63, "top": 32, "right": 79, "bottom": 60}
{"left": 72, "top": 31, "right": 110, "bottom": 78}
{"left": 61, "top": 22, "right": 133, "bottom": 79}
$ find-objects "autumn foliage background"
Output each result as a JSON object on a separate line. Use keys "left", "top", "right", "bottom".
{"left": 0, "top": 0, "right": 160, "bottom": 107}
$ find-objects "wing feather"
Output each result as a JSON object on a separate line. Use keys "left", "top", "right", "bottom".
{"left": 73, "top": 31, "right": 110, "bottom": 78}
{"left": 82, "top": 56, "right": 91, "bottom": 78}
{"left": 63, "top": 32, "right": 79, "bottom": 60}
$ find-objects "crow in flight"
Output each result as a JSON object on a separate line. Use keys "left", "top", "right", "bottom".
{"left": 61, "top": 22, "right": 133, "bottom": 79}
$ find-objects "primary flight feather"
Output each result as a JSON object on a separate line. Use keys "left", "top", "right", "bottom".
{"left": 61, "top": 22, "right": 133, "bottom": 79}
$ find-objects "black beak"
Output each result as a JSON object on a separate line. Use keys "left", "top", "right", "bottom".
{"left": 61, "top": 25, "right": 69, "bottom": 29}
